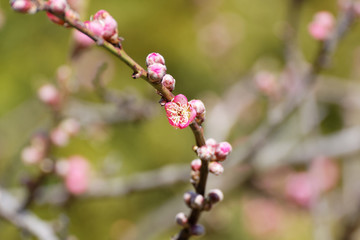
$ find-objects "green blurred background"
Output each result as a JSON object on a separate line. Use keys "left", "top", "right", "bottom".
{"left": 0, "top": 0, "right": 358, "bottom": 239}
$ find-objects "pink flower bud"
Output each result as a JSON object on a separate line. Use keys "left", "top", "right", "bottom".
{"left": 146, "top": 52, "right": 165, "bottom": 66}
{"left": 21, "top": 146, "right": 44, "bottom": 164}
{"left": 65, "top": 155, "right": 90, "bottom": 195}
{"left": 59, "top": 118, "right": 80, "bottom": 136}
{"left": 164, "top": 94, "right": 196, "bottom": 129}
{"left": 215, "top": 141, "right": 232, "bottom": 161}
{"left": 46, "top": 0, "right": 68, "bottom": 14}
{"left": 190, "top": 224, "right": 205, "bottom": 236}
{"left": 147, "top": 63, "right": 167, "bottom": 82}
{"left": 206, "top": 138, "right": 217, "bottom": 153}
{"left": 191, "top": 159, "right": 202, "bottom": 171}
{"left": 73, "top": 29, "right": 94, "bottom": 47}
{"left": 87, "top": 19, "right": 103, "bottom": 37}
{"left": 308, "top": 11, "right": 335, "bottom": 40}
{"left": 90, "top": 10, "right": 118, "bottom": 43}
{"left": 184, "top": 191, "right": 196, "bottom": 207}
{"left": 197, "top": 144, "right": 215, "bottom": 161}
{"left": 189, "top": 99, "right": 206, "bottom": 117}
{"left": 10, "top": 0, "right": 37, "bottom": 14}
{"left": 190, "top": 194, "right": 204, "bottom": 209}
{"left": 161, "top": 74, "right": 176, "bottom": 91}
{"left": 209, "top": 161, "right": 224, "bottom": 175}
{"left": 50, "top": 127, "right": 69, "bottom": 147}
{"left": 37, "top": 84, "right": 61, "bottom": 106}
{"left": 208, "top": 189, "right": 224, "bottom": 204}
{"left": 175, "top": 212, "right": 188, "bottom": 226}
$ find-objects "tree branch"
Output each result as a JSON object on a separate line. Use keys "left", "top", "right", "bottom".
{"left": 0, "top": 187, "right": 59, "bottom": 240}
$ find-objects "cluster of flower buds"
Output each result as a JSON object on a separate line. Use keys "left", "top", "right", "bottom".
{"left": 146, "top": 53, "right": 169, "bottom": 84}
{"left": 175, "top": 189, "right": 223, "bottom": 236}
{"left": 50, "top": 118, "right": 80, "bottom": 147}
{"left": 21, "top": 133, "right": 49, "bottom": 165}
{"left": 195, "top": 138, "right": 232, "bottom": 176}
{"left": 56, "top": 155, "right": 90, "bottom": 195}
{"left": 183, "top": 189, "right": 223, "bottom": 212}
{"left": 10, "top": 0, "right": 37, "bottom": 14}
{"left": 38, "top": 83, "right": 62, "bottom": 108}
{"left": 308, "top": 11, "right": 335, "bottom": 41}
{"left": 86, "top": 10, "right": 119, "bottom": 44}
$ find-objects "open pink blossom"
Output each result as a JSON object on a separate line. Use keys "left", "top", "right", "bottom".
{"left": 65, "top": 155, "right": 90, "bottom": 195}
{"left": 164, "top": 94, "right": 196, "bottom": 129}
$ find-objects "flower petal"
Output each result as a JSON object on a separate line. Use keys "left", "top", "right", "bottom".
{"left": 173, "top": 94, "right": 188, "bottom": 105}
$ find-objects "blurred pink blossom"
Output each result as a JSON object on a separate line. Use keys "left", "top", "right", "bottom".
{"left": 38, "top": 84, "right": 61, "bottom": 106}
{"left": 286, "top": 156, "right": 339, "bottom": 207}
{"left": 286, "top": 172, "right": 313, "bottom": 208}
{"left": 308, "top": 11, "right": 335, "bottom": 40}
{"left": 21, "top": 146, "right": 44, "bottom": 164}
{"left": 65, "top": 155, "right": 90, "bottom": 195}
{"left": 310, "top": 156, "right": 339, "bottom": 192}
{"left": 59, "top": 118, "right": 80, "bottom": 136}
{"left": 254, "top": 71, "right": 279, "bottom": 98}
{"left": 73, "top": 28, "right": 94, "bottom": 48}
{"left": 242, "top": 198, "right": 285, "bottom": 238}
{"left": 50, "top": 127, "right": 69, "bottom": 147}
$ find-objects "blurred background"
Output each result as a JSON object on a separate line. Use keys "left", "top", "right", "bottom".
{"left": 1, "top": 0, "right": 360, "bottom": 239}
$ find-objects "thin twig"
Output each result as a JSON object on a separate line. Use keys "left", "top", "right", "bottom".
{"left": 32, "top": 2, "right": 210, "bottom": 238}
